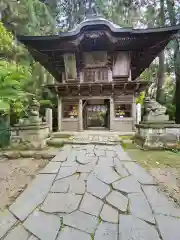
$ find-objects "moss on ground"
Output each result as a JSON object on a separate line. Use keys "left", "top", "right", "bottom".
{"left": 98, "top": 216, "right": 102, "bottom": 224}
{"left": 121, "top": 142, "right": 135, "bottom": 150}
{"left": 120, "top": 135, "right": 180, "bottom": 170}
{"left": 90, "top": 233, "right": 95, "bottom": 240}
{"left": 126, "top": 147, "right": 180, "bottom": 170}
{"left": 47, "top": 140, "right": 64, "bottom": 148}
{"left": 119, "top": 135, "right": 134, "bottom": 140}
{"left": 58, "top": 134, "right": 71, "bottom": 139}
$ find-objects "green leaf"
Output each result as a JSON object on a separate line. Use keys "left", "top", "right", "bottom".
{"left": 0, "top": 99, "right": 10, "bottom": 112}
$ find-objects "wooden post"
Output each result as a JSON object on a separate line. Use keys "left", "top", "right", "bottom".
{"left": 79, "top": 99, "right": 83, "bottom": 131}
{"left": 110, "top": 97, "right": 114, "bottom": 131}
{"left": 57, "top": 96, "right": 62, "bottom": 131}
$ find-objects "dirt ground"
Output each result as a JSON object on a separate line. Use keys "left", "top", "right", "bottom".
{"left": 127, "top": 148, "right": 180, "bottom": 205}
{"left": 0, "top": 157, "right": 49, "bottom": 211}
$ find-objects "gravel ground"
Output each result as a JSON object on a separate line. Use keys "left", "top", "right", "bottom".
{"left": 0, "top": 157, "right": 49, "bottom": 211}
{"left": 150, "top": 167, "right": 180, "bottom": 205}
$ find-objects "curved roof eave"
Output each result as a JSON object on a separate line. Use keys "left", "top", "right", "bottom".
{"left": 17, "top": 24, "right": 180, "bottom": 42}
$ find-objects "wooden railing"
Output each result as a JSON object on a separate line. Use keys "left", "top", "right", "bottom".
{"left": 83, "top": 67, "right": 109, "bottom": 82}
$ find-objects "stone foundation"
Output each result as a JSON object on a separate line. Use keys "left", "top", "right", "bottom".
{"left": 11, "top": 123, "right": 50, "bottom": 149}
{"left": 135, "top": 121, "right": 180, "bottom": 149}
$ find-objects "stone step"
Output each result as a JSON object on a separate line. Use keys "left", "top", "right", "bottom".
{"left": 48, "top": 131, "right": 122, "bottom": 147}
{"left": 2, "top": 149, "right": 57, "bottom": 159}
{"left": 47, "top": 138, "right": 66, "bottom": 147}
{"left": 51, "top": 132, "right": 72, "bottom": 139}
{"left": 47, "top": 137, "right": 117, "bottom": 146}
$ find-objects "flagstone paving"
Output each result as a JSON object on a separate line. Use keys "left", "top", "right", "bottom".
{"left": 1, "top": 142, "right": 180, "bottom": 240}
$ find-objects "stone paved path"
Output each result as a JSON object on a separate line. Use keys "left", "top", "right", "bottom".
{"left": 1, "top": 143, "right": 180, "bottom": 240}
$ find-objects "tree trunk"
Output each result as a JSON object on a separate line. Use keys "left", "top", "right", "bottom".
{"left": 174, "top": 39, "right": 180, "bottom": 123}
{"left": 89, "top": 0, "right": 92, "bottom": 10}
{"left": 156, "top": 0, "right": 165, "bottom": 102}
{"left": 166, "top": 0, "right": 180, "bottom": 123}
{"left": 156, "top": 51, "right": 165, "bottom": 102}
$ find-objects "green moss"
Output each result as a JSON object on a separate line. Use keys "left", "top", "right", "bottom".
{"left": 109, "top": 183, "right": 113, "bottom": 190}
{"left": 90, "top": 233, "right": 95, "bottom": 240}
{"left": 60, "top": 223, "right": 65, "bottom": 230}
{"left": 119, "top": 135, "right": 133, "bottom": 140}
{"left": 73, "top": 172, "right": 80, "bottom": 177}
{"left": 58, "top": 134, "right": 71, "bottom": 139}
{"left": 120, "top": 139, "right": 180, "bottom": 170}
{"left": 121, "top": 142, "right": 136, "bottom": 150}
{"left": 53, "top": 133, "right": 72, "bottom": 139}
{"left": 98, "top": 216, "right": 102, "bottom": 224}
{"left": 127, "top": 148, "right": 180, "bottom": 170}
{"left": 47, "top": 140, "right": 64, "bottom": 148}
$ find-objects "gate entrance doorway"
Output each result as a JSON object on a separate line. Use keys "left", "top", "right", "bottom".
{"left": 83, "top": 99, "right": 110, "bottom": 130}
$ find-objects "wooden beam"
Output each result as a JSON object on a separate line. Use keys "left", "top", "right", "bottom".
{"left": 100, "top": 84, "right": 103, "bottom": 94}
{"left": 124, "top": 83, "right": 127, "bottom": 90}
{"left": 135, "top": 82, "right": 140, "bottom": 91}
{"left": 89, "top": 84, "right": 92, "bottom": 95}
{"left": 55, "top": 85, "right": 58, "bottom": 94}
{"left": 112, "top": 83, "right": 114, "bottom": 96}
{"left": 78, "top": 85, "right": 80, "bottom": 95}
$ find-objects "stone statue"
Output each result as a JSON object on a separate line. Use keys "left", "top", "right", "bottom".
{"left": 29, "top": 98, "right": 40, "bottom": 117}
{"left": 147, "top": 81, "right": 157, "bottom": 99}
{"left": 28, "top": 98, "right": 41, "bottom": 123}
{"left": 143, "top": 97, "right": 169, "bottom": 121}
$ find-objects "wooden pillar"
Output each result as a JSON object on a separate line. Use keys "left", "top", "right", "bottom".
{"left": 79, "top": 99, "right": 83, "bottom": 131}
{"left": 45, "top": 108, "right": 53, "bottom": 132}
{"left": 57, "top": 96, "right": 62, "bottom": 131}
{"left": 132, "top": 94, "right": 136, "bottom": 130}
{"left": 128, "top": 70, "right": 132, "bottom": 81}
{"left": 110, "top": 97, "right": 114, "bottom": 131}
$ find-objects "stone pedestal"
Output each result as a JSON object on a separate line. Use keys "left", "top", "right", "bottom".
{"left": 11, "top": 98, "right": 50, "bottom": 149}
{"left": 11, "top": 122, "right": 50, "bottom": 149}
{"left": 135, "top": 97, "right": 180, "bottom": 149}
{"left": 135, "top": 121, "right": 180, "bottom": 149}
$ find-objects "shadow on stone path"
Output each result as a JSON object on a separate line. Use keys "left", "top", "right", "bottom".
{"left": 1, "top": 143, "right": 180, "bottom": 240}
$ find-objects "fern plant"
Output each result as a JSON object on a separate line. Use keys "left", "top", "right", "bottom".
{"left": 0, "top": 60, "right": 32, "bottom": 114}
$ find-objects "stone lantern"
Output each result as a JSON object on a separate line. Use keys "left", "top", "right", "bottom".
{"left": 11, "top": 98, "right": 50, "bottom": 149}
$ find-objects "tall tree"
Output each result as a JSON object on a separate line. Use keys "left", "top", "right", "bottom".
{"left": 156, "top": 0, "right": 165, "bottom": 102}
{"left": 0, "top": 0, "right": 57, "bottom": 118}
{"left": 58, "top": 0, "right": 91, "bottom": 30}
{"left": 0, "top": 0, "right": 56, "bottom": 35}
{"left": 166, "top": 0, "right": 180, "bottom": 123}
